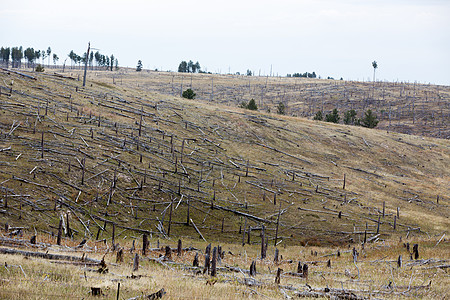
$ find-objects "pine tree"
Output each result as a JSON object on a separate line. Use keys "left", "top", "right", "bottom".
{"left": 246, "top": 99, "right": 258, "bottom": 110}
{"left": 313, "top": 111, "right": 323, "bottom": 121}
{"left": 276, "top": 102, "right": 285, "bottom": 115}
{"left": 361, "top": 109, "right": 379, "bottom": 128}
{"left": 182, "top": 88, "right": 196, "bottom": 99}
{"left": 136, "top": 60, "right": 143, "bottom": 72}
{"left": 325, "top": 109, "right": 340, "bottom": 123}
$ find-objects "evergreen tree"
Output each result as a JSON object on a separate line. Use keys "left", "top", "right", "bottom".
{"left": 361, "top": 109, "right": 379, "bottom": 128}
{"left": 0, "top": 47, "right": 11, "bottom": 67}
{"left": 182, "top": 88, "right": 196, "bottom": 99}
{"left": 246, "top": 99, "right": 258, "bottom": 110}
{"left": 53, "top": 53, "right": 59, "bottom": 66}
{"left": 325, "top": 109, "right": 340, "bottom": 123}
{"left": 178, "top": 61, "right": 187, "bottom": 72}
{"left": 110, "top": 54, "right": 114, "bottom": 71}
{"left": 276, "top": 102, "right": 286, "bottom": 115}
{"left": 46, "top": 47, "right": 51, "bottom": 67}
{"left": 343, "top": 109, "right": 357, "bottom": 125}
{"left": 313, "top": 111, "right": 323, "bottom": 121}
{"left": 136, "top": 60, "right": 143, "bottom": 72}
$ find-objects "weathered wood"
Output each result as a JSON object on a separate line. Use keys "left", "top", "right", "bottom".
{"left": 260, "top": 225, "right": 266, "bottom": 259}
{"left": 250, "top": 260, "right": 256, "bottom": 276}
{"left": 0, "top": 247, "right": 100, "bottom": 263}
{"left": 275, "top": 268, "right": 283, "bottom": 284}
{"left": 177, "top": 239, "right": 182, "bottom": 256}
{"left": 143, "top": 234, "right": 148, "bottom": 256}
{"left": 133, "top": 253, "right": 139, "bottom": 271}
{"left": 193, "top": 252, "right": 199, "bottom": 267}
{"left": 57, "top": 219, "right": 62, "bottom": 245}
{"left": 211, "top": 246, "right": 217, "bottom": 277}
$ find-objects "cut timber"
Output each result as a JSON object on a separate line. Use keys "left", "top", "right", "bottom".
{"left": 0, "top": 247, "right": 100, "bottom": 263}
{"left": 0, "top": 68, "right": 37, "bottom": 80}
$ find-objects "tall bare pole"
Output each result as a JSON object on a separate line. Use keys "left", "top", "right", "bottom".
{"left": 82, "top": 42, "right": 90, "bottom": 87}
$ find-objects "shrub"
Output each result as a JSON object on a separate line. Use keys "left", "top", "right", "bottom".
{"left": 182, "top": 88, "right": 196, "bottom": 99}
{"left": 325, "top": 109, "right": 340, "bottom": 123}
{"left": 246, "top": 99, "right": 258, "bottom": 110}
{"left": 313, "top": 111, "right": 323, "bottom": 121}
{"left": 276, "top": 102, "right": 286, "bottom": 115}
{"left": 35, "top": 64, "right": 44, "bottom": 72}
{"left": 361, "top": 109, "right": 379, "bottom": 128}
{"left": 343, "top": 109, "right": 357, "bottom": 125}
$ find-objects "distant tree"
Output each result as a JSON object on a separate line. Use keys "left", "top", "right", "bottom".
{"left": 24, "top": 47, "right": 36, "bottom": 68}
{"left": 115, "top": 58, "right": 119, "bottom": 70}
{"left": 246, "top": 69, "right": 252, "bottom": 76}
{"left": 343, "top": 109, "right": 357, "bottom": 125}
{"left": 246, "top": 99, "right": 258, "bottom": 110}
{"left": 46, "top": 47, "right": 51, "bottom": 67}
{"left": 110, "top": 54, "right": 114, "bottom": 71}
{"left": 136, "top": 60, "right": 143, "bottom": 72}
{"left": 313, "top": 111, "right": 323, "bottom": 121}
{"left": 182, "top": 88, "right": 196, "bottom": 99}
{"left": 41, "top": 50, "right": 47, "bottom": 65}
{"left": 68, "top": 50, "right": 75, "bottom": 68}
{"left": 178, "top": 61, "right": 187, "bottom": 72}
{"left": 187, "top": 60, "right": 194, "bottom": 73}
{"left": 89, "top": 52, "right": 94, "bottom": 69}
{"left": 0, "top": 47, "right": 11, "bottom": 67}
{"left": 52, "top": 53, "right": 59, "bottom": 66}
{"left": 194, "top": 61, "right": 201, "bottom": 72}
{"left": 325, "top": 109, "right": 340, "bottom": 123}
{"left": 276, "top": 102, "right": 286, "bottom": 115}
{"left": 94, "top": 51, "right": 101, "bottom": 68}
{"left": 361, "top": 109, "right": 379, "bottom": 128}
{"left": 11, "top": 46, "right": 23, "bottom": 68}
{"left": 372, "top": 61, "right": 378, "bottom": 82}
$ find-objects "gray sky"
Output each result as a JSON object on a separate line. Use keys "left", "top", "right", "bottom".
{"left": 2, "top": 0, "right": 449, "bottom": 85}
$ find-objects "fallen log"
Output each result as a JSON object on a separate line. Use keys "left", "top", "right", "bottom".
{"left": 0, "top": 247, "right": 100, "bottom": 263}
{"left": 0, "top": 68, "right": 37, "bottom": 80}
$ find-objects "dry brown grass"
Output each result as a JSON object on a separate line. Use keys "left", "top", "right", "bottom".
{"left": 0, "top": 67, "right": 448, "bottom": 298}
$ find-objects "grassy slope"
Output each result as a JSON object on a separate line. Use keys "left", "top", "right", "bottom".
{"left": 0, "top": 68, "right": 448, "bottom": 244}
{"left": 0, "top": 68, "right": 448, "bottom": 299}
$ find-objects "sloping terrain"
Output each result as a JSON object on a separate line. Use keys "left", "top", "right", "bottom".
{"left": 92, "top": 69, "right": 450, "bottom": 139}
{"left": 0, "top": 68, "right": 448, "bottom": 247}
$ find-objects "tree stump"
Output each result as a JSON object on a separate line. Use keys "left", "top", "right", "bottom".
{"left": 142, "top": 234, "right": 148, "bottom": 256}
{"left": 164, "top": 245, "right": 172, "bottom": 260}
{"left": 57, "top": 219, "right": 62, "bottom": 246}
{"left": 413, "top": 244, "right": 419, "bottom": 260}
{"left": 193, "top": 252, "right": 199, "bottom": 267}
{"left": 275, "top": 268, "right": 283, "bottom": 284}
{"left": 250, "top": 261, "right": 256, "bottom": 276}
{"left": 177, "top": 239, "right": 182, "bottom": 256}
{"left": 211, "top": 247, "right": 217, "bottom": 277}
{"left": 203, "top": 253, "right": 210, "bottom": 274}
{"left": 132, "top": 253, "right": 139, "bottom": 272}
{"left": 274, "top": 248, "right": 279, "bottom": 263}
{"left": 116, "top": 248, "right": 123, "bottom": 263}
{"left": 302, "top": 264, "right": 308, "bottom": 279}
{"left": 297, "top": 261, "right": 302, "bottom": 273}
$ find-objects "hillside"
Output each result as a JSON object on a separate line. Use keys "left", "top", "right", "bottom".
{"left": 91, "top": 68, "right": 450, "bottom": 139}
{"left": 0, "top": 67, "right": 448, "bottom": 247}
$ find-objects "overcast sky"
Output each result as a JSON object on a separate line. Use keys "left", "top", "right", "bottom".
{"left": 1, "top": 0, "right": 449, "bottom": 85}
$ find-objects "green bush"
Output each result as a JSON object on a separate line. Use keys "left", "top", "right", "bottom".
{"left": 325, "top": 109, "right": 340, "bottom": 123}
{"left": 35, "top": 64, "right": 44, "bottom": 72}
{"left": 313, "top": 111, "right": 323, "bottom": 121}
{"left": 361, "top": 109, "right": 379, "bottom": 128}
{"left": 182, "top": 88, "right": 196, "bottom": 99}
{"left": 276, "top": 102, "right": 285, "bottom": 115}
